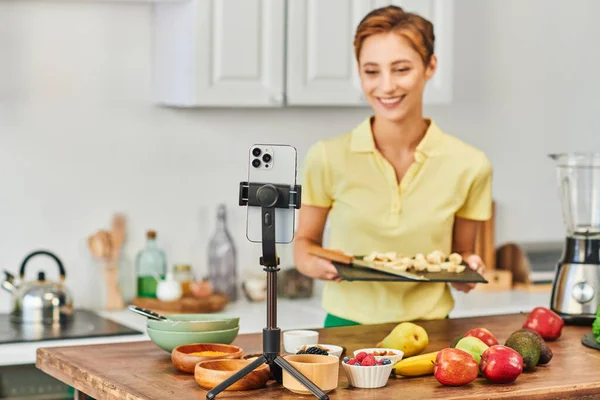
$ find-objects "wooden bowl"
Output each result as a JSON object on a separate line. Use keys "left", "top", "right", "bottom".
{"left": 194, "top": 359, "right": 270, "bottom": 391}
{"left": 282, "top": 354, "right": 339, "bottom": 394}
{"left": 172, "top": 343, "right": 244, "bottom": 373}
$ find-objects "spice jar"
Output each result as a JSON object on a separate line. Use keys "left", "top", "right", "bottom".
{"left": 173, "top": 264, "right": 194, "bottom": 295}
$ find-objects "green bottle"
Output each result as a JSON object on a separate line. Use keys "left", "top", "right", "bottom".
{"left": 136, "top": 230, "right": 167, "bottom": 298}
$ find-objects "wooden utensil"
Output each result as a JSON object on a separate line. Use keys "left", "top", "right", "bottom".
{"left": 87, "top": 214, "right": 127, "bottom": 311}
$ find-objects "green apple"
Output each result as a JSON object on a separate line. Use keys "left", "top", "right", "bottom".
{"left": 455, "top": 336, "right": 489, "bottom": 363}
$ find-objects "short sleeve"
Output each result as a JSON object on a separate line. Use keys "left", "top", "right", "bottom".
{"left": 300, "top": 141, "right": 334, "bottom": 208}
{"left": 456, "top": 155, "right": 493, "bottom": 220}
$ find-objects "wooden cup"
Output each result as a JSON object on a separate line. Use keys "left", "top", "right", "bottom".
{"left": 282, "top": 354, "right": 339, "bottom": 394}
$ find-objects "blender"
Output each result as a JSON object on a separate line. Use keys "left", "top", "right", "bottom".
{"left": 549, "top": 153, "right": 600, "bottom": 325}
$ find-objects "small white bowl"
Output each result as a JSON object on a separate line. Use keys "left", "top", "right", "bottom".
{"left": 283, "top": 330, "right": 319, "bottom": 354}
{"left": 341, "top": 362, "right": 394, "bottom": 389}
{"left": 294, "top": 344, "right": 344, "bottom": 358}
{"left": 353, "top": 348, "right": 404, "bottom": 365}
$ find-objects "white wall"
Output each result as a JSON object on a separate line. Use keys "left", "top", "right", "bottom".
{"left": 1, "top": 0, "right": 599, "bottom": 312}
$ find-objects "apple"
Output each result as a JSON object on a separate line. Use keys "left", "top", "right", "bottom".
{"left": 464, "top": 327, "right": 498, "bottom": 347}
{"left": 480, "top": 345, "right": 523, "bottom": 384}
{"left": 455, "top": 336, "right": 489, "bottom": 363}
{"left": 434, "top": 348, "right": 479, "bottom": 386}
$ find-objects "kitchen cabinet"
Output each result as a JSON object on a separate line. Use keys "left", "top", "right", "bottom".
{"left": 154, "top": 0, "right": 285, "bottom": 107}
{"left": 154, "top": 0, "right": 453, "bottom": 107}
{"left": 286, "top": 0, "right": 453, "bottom": 106}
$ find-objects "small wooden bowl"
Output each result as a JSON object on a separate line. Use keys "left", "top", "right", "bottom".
{"left": 172, "top": 343, "right": 244, "bottom": 373}
{"left": 282, "top": 354, "right": 339, "bottom": 394}
{"left": 194, "top": 359, "right": 270, "bottom": 391}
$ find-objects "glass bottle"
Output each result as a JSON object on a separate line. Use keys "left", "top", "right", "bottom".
{"left": 207, "top": 204, "right": 238, "bottom": 301}
{"left": 136, "top": 230, "right": 168, "bottom": 298}
{"left": 173, "top": 264, "right": 194, "bottom": 296}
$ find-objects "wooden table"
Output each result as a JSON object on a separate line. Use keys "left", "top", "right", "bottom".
{"left": 36, "top": 314, "right": 600, "bottom": 399}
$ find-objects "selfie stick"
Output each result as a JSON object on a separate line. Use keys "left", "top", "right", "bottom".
{"left": 206, "top": 181, "right": 328, "bottom": 400}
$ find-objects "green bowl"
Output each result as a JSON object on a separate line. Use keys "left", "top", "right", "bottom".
{"left": 147, "top": 314, "right": 239, "bottom": 332}
{"left": 147, "top": 326, "right": 240, "bottom": 353}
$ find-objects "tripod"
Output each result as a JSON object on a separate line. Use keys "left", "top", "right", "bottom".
{"left": 206, "top": 182, "right": 328, "bottom": 400}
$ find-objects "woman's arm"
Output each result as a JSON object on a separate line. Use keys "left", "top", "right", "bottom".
{"left": 293, "top": 205, "right": 341, "bottom": 281}
{"left": 451, "top": 216, "right": 486, "bottom": 293}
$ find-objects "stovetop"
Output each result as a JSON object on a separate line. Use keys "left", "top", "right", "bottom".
{"left": 0, "top": 309, "right": 141, "bottom": 345}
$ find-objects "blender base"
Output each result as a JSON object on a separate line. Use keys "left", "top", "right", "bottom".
{"left": 550, "top": 237, "right": 600, "bottom": 325}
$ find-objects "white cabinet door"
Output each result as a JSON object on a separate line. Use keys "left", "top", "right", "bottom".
{"left": 154, "top": 0, "right": 285, "bottom": 107}
{"left": 286, "top": 0, "right": 453, "bottom": 106}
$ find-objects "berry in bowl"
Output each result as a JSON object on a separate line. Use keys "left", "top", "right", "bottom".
{"left": 294, "top": 344, "right": 344, "bottom": 358}
{"left": 353, "top": 348, "right": 403, "bottom": 365}
{"left": 341, "top": 353, "right": 394, "bottom": 389}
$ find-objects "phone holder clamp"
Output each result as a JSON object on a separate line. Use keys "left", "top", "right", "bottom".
{"left": 207, "top": 181, "right": 327, "bottom": 400}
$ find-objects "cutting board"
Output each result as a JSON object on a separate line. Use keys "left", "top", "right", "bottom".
{"left": 132, "top": 293, "right": 228, "bottom": 314}
{"left": 309, "top": 246, "right": 487, "bottom": 283}
{"left": 582, "top": 332, "right": 600, "bottom": 351}
{"left": 333, "top": 262, "right": 488, "bottom": 283}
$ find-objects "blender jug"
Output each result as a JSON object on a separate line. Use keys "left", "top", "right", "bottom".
{"left": 549, "top": 153, "right": 600, "bottom": 324}
{"left": 549, "top": 153, "right": 600, "bottom": 237}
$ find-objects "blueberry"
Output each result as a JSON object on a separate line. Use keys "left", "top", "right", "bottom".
{"left": 382, "top": 358, "right": 392, "bottom": 365}
{"left": 354, "top": 362, "right": 361, "bottom": 366}
{"left": 343, "top": 357, "right": 350, "bottom": 363}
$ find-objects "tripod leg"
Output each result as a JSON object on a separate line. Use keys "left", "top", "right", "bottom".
{"left": 274, "top": 356, "right": 329, "bottom": 400}
{"left": 206, "top": 355, "right": 267, "bottom": 400}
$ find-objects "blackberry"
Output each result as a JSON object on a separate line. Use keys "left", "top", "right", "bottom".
{"left": 296, "top": 346, "right": 329, "bottom": 356}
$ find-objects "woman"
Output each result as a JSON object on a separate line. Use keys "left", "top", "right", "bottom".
{"left": 294, "top": 5, "right": 493, "bottom": 328}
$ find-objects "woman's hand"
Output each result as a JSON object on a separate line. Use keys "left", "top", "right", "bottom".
{"left": 450, "top": 254, "right": 485, "bottom": 293}
{"left": 299, "top": 255, "right": 342, "bottom": 282}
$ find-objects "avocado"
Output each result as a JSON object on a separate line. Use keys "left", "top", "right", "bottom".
{"left": 505, "top": 331, "right": 542, "bottom": 371}
{"left": 512, "top": 328, "right": 553, "bottom": 364}
{"left": 450, "top": 332, "right": 465, "bottom": 348}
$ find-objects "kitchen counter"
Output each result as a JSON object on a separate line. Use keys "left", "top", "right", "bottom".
{"left": 36, "top": 313, "right": 600, "bottom": 399}
{"left": 1, "top": 289, "right": 551, "bottom": 366}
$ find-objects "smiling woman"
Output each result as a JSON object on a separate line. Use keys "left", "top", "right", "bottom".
{"left": 293, "top": 5, "right": 493, "bottom": 327}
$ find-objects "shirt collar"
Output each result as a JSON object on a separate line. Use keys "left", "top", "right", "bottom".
{"left": 350, "top": 116, "right": 443, "bottom": 157}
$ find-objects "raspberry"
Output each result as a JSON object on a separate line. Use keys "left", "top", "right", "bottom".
{"left": 361, "top": 355, "right": 376, "bottom": 366}
{"left": 355, "top": 352, "right": 368, "bottom": 362}
{"left": 346, "top": 358, "right": 356, "bottom": 364}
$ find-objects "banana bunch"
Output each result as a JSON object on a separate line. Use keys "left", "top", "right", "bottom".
{"left": 393, "top": 351, "right": 439, "bottom": 377}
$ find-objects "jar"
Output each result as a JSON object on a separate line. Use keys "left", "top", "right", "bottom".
{"left": 173, "top": 264, "right": 194, "bottom": 295}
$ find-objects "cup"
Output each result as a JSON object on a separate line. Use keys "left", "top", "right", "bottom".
{"left": 283, "top": 330, "right": 319, "bottom": 354}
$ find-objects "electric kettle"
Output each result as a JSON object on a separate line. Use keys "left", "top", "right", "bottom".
{"left": 1, "top": 250, "right": 74, "bottom": 324}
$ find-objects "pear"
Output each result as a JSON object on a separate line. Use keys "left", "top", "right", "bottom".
{"left": 376, "top": 322, "right": 429, "bottom": 357}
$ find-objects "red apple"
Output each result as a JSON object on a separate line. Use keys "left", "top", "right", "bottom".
{"left": 464, "top": 327, "right": 499, "bottom": 347}
{"left": 480, "top": 345, "right": 523, "bottom": 384}
{"left": 434, "top": 348, "right": 479, "bottom": 386}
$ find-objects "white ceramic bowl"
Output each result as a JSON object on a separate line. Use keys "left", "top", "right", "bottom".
{"left": 294, "top": 344, "right": 344, "bottom": 358}
{"left": 341, "top": 362, "right": 394, "bottom": 389}
{"left": 353, "top": 348, "right": 404, "bottom": 365}
{"left": 283, "top": 330, "right": 319, "bottom": 354}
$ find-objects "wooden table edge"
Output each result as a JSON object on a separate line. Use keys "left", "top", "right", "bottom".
{"left": 36, "top": 347, "right": 147, "bottom": 400}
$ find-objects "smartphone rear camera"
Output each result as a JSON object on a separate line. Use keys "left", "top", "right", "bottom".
{"left": 252, "top": 159, "right": 261, "bottom": 168}
{"left": 252, "top": 148, "right": 262, "bottom": 157}
{"left": 262, "top": 154, "right": 272, "bottom": 163}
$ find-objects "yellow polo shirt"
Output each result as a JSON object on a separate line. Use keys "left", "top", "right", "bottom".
{"left": 301, "top": 117, "right": 492, "bottom": 324}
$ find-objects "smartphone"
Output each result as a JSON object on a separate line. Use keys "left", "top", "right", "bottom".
{"left": 246, "top": 144, "right": 297, "bottom": 243}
